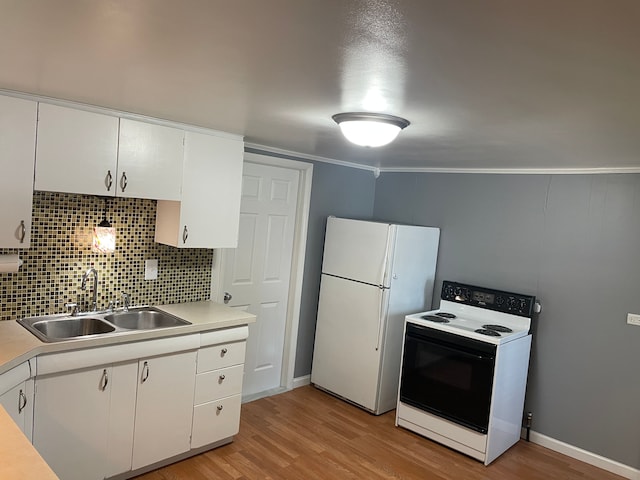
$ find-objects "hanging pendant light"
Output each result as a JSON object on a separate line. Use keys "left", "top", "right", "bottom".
{"left": 92, "top": 198, "right": 116, "bottom": 253}
{"left": 332, "top": 112, "right": 410, "bottom": 147}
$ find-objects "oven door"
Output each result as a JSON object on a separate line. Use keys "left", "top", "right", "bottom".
{"left": 399, "top": 322, "right": 497, "bottom": 433}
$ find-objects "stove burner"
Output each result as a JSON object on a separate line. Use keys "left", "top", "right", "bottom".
{"left": 435, "top": 312, "right": 457, "bottom": 319}
{"left": 483, "top": 324, "right": 513, "bottom": 333}
{"left": 475, "top": 328, "right": 501, "bottom": 337}
{"left": 421, "top": 315, "right": 450, "bottom": 323}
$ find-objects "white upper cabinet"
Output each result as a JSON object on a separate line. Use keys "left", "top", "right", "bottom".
{"left": 35, "top": 104, "right": 184, "bottom": 200}
{"left": 117, "top": 119, "right": 184, "bottom": 200}
{"left": 0, "top": 96, "right": 37, "bottom": 248}
{"left": 35, "top": 103, "right": 120, "bottom": 196}
{"left": 155, "top": 131, "right": 243, "bottom": 248}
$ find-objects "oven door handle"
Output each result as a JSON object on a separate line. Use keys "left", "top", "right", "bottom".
{"left": 409, "top": 334, "right": 495, "bottom": 362}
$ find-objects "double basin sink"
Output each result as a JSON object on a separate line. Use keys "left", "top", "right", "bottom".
{"left": 18, "top": 307, "right": 191, "bottom": 343}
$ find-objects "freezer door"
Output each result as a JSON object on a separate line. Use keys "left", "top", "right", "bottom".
{"left": 322, "top": 217, "right": 394, "bottom": 287}
{"left": 311, "top": 274, "right": 389, "bottom": 413}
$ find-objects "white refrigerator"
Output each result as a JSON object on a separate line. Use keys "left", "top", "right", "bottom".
{"left": 311, "top": 217, "right": 440, "bottom": 414}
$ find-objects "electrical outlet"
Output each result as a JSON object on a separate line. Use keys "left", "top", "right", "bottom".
{"left": 627, "top": 313, "right": 640, "bottom": 326}
{"left": 144, "top": 259, "right": 158, "bottom": 280}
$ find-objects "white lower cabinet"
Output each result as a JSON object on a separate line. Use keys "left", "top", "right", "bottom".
{"left": 131, "top": 351, "right": 197, "bottom": 470}
{"left": 28, "top": 327, "right": 249, "bottom": 480}
{"left": 0, "top": 361, "right": 34, "bottom": 441}
{"left": 191, "top": 331, "right": 247, "bottom": 448}
{"left": 33, "top": 362, "right": 138, "bottom": 480}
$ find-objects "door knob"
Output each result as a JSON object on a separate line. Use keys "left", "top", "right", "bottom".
{"left": 223, "top": 292, "right": 232, "bottom": 304}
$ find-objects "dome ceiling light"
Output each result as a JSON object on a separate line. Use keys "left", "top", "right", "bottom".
{"left": 332, "top": 112, "right": 410, "bottom": 148}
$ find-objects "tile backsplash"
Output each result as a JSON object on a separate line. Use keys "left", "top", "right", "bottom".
{"left": 0, "top": 192, "right": 213, "bottom": 321}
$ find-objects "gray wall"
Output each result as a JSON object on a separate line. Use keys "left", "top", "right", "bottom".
{"left": 374, "top": 172, "right": 640, "bottom": 468}
{"left": 294, "top": 161, "right": 376, "bottom": 377}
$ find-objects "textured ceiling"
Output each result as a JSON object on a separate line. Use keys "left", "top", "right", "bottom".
{"left": 1, "top": 0, "right": 639, "bottom": 172}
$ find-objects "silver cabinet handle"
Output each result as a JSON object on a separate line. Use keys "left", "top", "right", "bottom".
{"left": 219, "top": 374, "right": 226, "bottom": 382}
{"left": 105, "top": 170, "right": 113, "bottom": 191}
{"left": 18, "top": 389, "right": 27, "bottom": 414}
{"left": 182, "top": 225, "right": 188, "bottom": 244}
{"left": 216, "top": 405, "right": 224, "bottom": 412}
{"left": 223, "top": 292, "right": 232, "bottom": 304}
{"left": 100, "top": 369, "right": 109, "bottom": 391}
{"left": 120, "top": 172, "right": 128, "bottom": 192}
{"left": 141, "top": 361, "right": 150, "bottom": 383}
{"left": 19, "top": 220, "right": 26, "bottom": 243}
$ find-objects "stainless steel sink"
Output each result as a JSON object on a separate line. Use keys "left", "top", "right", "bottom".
{"left": 104, "top": 310, "right": 190, "bottom": 330}
{"left": 30, "top": 317, "right": 116, "bottom": 340}
{"left": 17, "top": 307, "right": 191, "bottom": 343}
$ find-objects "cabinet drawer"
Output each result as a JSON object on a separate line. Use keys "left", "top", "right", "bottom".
{"left": 194, "top": 364, "right": 243, "bottom": 405}
{"left": 197, "top": 341, "right": 246, "bottom": 373}
{"left": 191, "top": 394, "right": 241, "bottom": 449}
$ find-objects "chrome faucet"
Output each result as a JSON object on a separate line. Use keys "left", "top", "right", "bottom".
{"left": 121, "top": 292, "right": 130, "bottom": 312}
{"left": 81, "top": 267, "right": 99, "bottom": 312}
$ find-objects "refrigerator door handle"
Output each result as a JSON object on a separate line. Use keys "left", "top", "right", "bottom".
{"left": 380, "top": 226, "right": 394, "bottom": 288}
{"left": 375, "top": 286, "right": 388, "bottom": 351}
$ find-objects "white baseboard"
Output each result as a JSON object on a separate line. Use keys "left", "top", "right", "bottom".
{"left": 292, "top": 374, "right": 311, "bottom": 389}
{"left": 527, "top": 430, "right": 640, "bottom": 480}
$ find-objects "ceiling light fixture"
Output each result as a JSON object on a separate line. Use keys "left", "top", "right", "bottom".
{"left": 332, "top": 112, "right": 410, "bottom": 147}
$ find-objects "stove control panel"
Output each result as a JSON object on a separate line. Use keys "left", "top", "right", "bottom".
{"left": 441, "top": 281, "right": 536, "bottom": 317}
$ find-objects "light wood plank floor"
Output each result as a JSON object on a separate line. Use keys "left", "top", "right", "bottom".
{"left": 136, "top": 386, "right": 625, "bottom": 479}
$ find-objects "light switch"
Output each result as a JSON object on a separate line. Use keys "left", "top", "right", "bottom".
{"left": 145, "top": 259, "right": 158, "bottom": 280}
{"left": 627, "top": 313, "right": 640, "bottom": 326}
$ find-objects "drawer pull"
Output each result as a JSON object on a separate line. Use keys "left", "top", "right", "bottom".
{"left": 219, "top": 374, "right": 226, "bottom": 382}
{"left": 221, "top": 348, "right": 228, "bottom": 356}
{"left": 217, "top": 405, "right": 224, "bottom": 412}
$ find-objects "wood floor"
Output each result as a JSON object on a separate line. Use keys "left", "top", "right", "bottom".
{"left": 136, "top": 386, "right": 624, "bottom": 480}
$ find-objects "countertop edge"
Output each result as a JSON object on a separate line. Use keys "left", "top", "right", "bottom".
{"left": 0, "top": 300, "right": 256, "bottom": 375}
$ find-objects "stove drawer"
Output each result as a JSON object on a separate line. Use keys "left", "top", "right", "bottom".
{"left": 397, "top": 402, "right": 487, "bottom": 454}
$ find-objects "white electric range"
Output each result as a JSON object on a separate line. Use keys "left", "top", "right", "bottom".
{"left": 397, "top": 281, "right": 540, "bottom": 465}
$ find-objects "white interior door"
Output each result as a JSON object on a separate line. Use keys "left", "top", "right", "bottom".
{"left": 222, "top": 162, "right": 299, "bottom": 397}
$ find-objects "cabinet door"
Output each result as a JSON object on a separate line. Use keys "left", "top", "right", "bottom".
{"left": 181, "top": 132, "right": 243, "bottom": 248}
{"left": 118, "top": 118, "right": 184, "bottom": 200}
{"left": 0, "top": 380, "right": 33, "bottom": 439}
{"left": 0, "top": 95, "right": 37, "bottom": 248}
{"left": 132, "top": 350, "right": 197, "bottom": 470}
{"left": 33, "top": 367, "right": 112, "bottom": 480}
{"left": 155, "top": 132, "right": 243, "bottom": 248}
{"left": 105, "top": 362, "right": 138, "bottom": 478}
{"left": 35, "top": 103, "right": 119, "bottom": 196}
